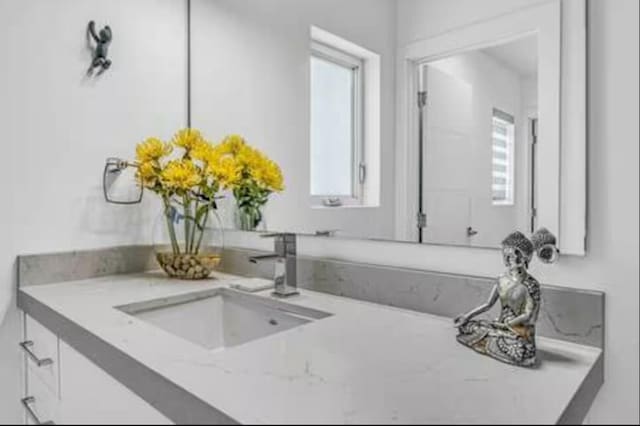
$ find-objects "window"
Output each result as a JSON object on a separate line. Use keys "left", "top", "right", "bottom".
{"left": 310, "top": 41, "right": 364, "bottom": 206}
{"left": 492, "top": 109, "right": 515, "bottom": 205}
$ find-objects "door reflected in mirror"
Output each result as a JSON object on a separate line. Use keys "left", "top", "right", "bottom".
{"left": 419, "top": 35, "right": 538, "bottom": 247}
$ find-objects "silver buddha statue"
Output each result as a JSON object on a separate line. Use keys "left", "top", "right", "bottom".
{"left": 454, "top": 228, "right": 559, "bottom": 367}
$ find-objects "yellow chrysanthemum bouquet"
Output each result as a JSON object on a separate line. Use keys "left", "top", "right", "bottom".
{"left": 215, "top": 135, "right": 285, "bottom": 231}
{"left": 134, "top": 129, "right": 283, "bottom": 279}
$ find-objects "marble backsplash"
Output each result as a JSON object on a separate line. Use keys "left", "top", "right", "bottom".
{"left": 17, "top": 245, "right": 157, "bottom": 287}
{"left": 17, "top": 245, "right": 605, "bottom": 349}
{"left": 219, "top": 248, "right": 605, "bottom": 349}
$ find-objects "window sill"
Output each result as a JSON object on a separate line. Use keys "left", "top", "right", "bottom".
{"left": 311, "top": 204, "right": 380, "bottom": 210}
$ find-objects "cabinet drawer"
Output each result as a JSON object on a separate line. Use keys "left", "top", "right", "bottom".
{"left": 58, "top": 341, "right": 172, "bottom": 425}
{"left": 23, "top": 315, "right": 60, "bottom": 396}
{"left": 24, "top": 369, "right": 59, "bottom": 425}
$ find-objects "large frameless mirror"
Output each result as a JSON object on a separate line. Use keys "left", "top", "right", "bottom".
{"left": 188, "top": 0, "right": 587, "bottom": 254}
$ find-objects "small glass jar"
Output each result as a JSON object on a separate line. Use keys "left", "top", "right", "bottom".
{"left": 234, "top": 204, "right": 267, "bottom": 232}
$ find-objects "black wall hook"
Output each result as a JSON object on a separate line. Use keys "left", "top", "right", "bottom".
{"left": 88, "top": 21, "right": 112, "bottom": 75}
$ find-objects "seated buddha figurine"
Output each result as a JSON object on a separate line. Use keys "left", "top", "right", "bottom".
{"left": 454, "top": 228, "right": 558, "bottom": 367}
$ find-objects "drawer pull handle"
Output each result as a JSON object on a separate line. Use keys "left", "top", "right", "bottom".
{"left": 21, "top": 396, "right": 55, "bottom": 425}
{"left": 19, "top": 341, "right": 53, "bottom": 367}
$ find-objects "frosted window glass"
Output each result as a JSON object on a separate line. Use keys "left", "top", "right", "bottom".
{"left": 310, "top": 56, "right": 354, "bottom": 196}
{"left": 491, "top": 112, "right": 515, "bottom": 205}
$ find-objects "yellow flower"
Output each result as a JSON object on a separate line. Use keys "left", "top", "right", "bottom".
{"left": 205, "top": 134, "right": 285, "bottom": 193}
{"left": 235, "top": 145, "right": 284, "bottom": 192}
{"left": 135, "top": 137, "right": 172, "bottom": 163}
{"left": 249, "top": 157, "right": 284, "bottom": 192}
{"left": 136, "top": 161, "right": 159, "bottom": 189}
{"left": 262, "top": 159, "right": 285, "bottom": 192}
{"left": 172, "top": 128, "right": 205, "bottom": 152}
{"left": 218, "top": 134, "right": 247, "bottom": 155}
{"left": 160, "top": 159, "right": 202, "bottom": 192}
{"left": 235, "top": 144, "right": 261, "bottom": 169}
{"left": 209, "top": 156, "right": 241, "bottom": 189}
{"left": 191, "top": 139, "right": 214, "bottom": 163}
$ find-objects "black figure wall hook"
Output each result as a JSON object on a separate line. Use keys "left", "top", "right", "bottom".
{"left": 87, "top": 21, "right": 112, "bottom": 75}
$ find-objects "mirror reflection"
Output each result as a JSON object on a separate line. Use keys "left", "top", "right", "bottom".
{"left": 190, "top": 0, "right": 556, "bottom": 249}
{"left": 418, "top": 36, "right": 538, "bottom": 247}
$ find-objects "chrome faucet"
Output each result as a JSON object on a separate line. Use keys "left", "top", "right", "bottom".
{"left": 249, "top": 233, "right": 299, "bottom": 298}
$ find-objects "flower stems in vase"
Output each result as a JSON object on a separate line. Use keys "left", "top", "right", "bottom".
{"left": 163, "top": 196, "right": 180, "bottom": 255}
{"left": 217, "top": 135, "right": 284, "bottom": 231}
{"left": 194, "top": 208, "right": 209, "bottom": 253}
{"left": 133, "top": 129, "right": 283, "bottom": 279}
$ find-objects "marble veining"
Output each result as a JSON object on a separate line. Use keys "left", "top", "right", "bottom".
{"left": 18, "top": 245, "right": 156, "bottom": 287}
{"left": 17, "top": 245, "right": 604, "bottom": 349}
{"left": 218, "top": 248, "right": 605, "bottom": 348}
{"left": 19, "top": 272, "right": 603, "bottom": 424}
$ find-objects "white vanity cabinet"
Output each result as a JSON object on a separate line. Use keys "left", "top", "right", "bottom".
{"left": 22, "top": 316, "right": 60, "bottom": 425}
{"left": 22, "top": 315, "right": 172, "bottom": 425}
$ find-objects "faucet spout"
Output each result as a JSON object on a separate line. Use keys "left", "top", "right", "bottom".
{"left": 247, "top": 233, "right": 299, "bottom": 298}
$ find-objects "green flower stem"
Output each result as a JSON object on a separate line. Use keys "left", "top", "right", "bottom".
{"left": 190, "top": 197, "right": 200, "bottom": 253}
{"left": 163, "top": 197, "right": 180, "bottom": 255}
{"left": 194, "top": 207, "right": 209, "bottom": 254}
{"left": 183, "top": 196, "right": 192, "bottom": 254}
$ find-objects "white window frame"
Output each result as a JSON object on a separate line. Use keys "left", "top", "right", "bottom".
{"left": 310, "top": 41, "right": 365, "bottom": 207}
{"left": 491, "top": 109, "right": 516, "bottom": 206}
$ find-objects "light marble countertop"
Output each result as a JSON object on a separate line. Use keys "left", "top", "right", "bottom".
{"left": 20, "top": 271, "right": 602, "bottom": 424}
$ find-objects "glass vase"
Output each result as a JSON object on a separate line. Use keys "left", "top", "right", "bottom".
{"left": 234, "top": 204, "right": 266, "bottom": 232}
{"left": 153, "top": 198, "right": 224, "bottom": 280}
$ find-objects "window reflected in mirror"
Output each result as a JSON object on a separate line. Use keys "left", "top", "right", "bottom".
{"left": 310, "top": 48, "right": 360, "bottom": 202}
{"left": 492, "top": 110, "right": 516, "bottom": 206}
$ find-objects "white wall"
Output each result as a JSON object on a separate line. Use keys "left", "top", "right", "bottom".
{"left": 190, "top": 0, "right": 397, "bottom": 240}
{"left": 0, "top": 0, "right": 187, "bottom": 422}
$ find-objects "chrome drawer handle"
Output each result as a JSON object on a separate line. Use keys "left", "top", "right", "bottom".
{"left": 21, "top": 396, "right": 55, "bottom": 425}
{"left": 19, "top": 341, "right": 53, "bottom": 367}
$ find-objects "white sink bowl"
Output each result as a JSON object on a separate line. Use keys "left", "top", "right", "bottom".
{"left": 117, "top": 288, "right": 331, "bottom": 351}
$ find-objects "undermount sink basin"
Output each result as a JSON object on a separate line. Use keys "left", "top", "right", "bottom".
{"left": 117, "top": 288, "right": 331, "bottom": 351}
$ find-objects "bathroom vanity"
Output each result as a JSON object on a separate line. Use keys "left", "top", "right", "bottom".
{"left": 18, "top": 2, "right": 600, "bottom": 422}
{"left": 17, "top": 247, "right": 603, "bottom": 425}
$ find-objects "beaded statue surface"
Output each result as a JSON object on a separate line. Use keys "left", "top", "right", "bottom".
{"left": 454, "top": 228, "right": 559, "bottom": 367}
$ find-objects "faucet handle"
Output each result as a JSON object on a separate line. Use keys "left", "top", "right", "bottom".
{"left": 259, "top": 232, "right": 296, "bottom": 256}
